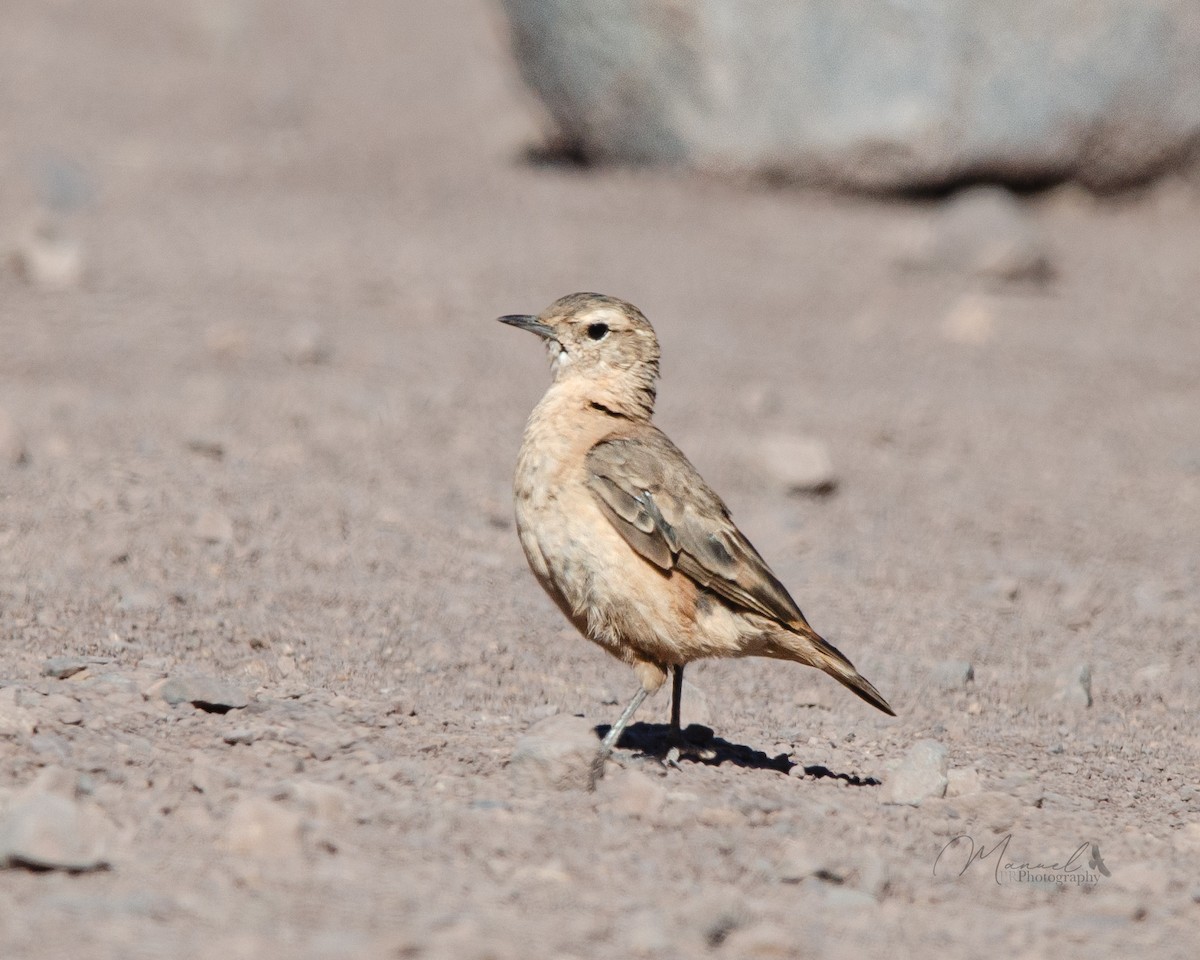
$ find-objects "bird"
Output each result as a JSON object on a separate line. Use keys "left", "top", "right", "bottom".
{"left": 498, "top": 292, "right": 894, "bottom": 774}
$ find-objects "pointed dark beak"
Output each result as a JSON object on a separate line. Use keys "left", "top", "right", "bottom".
{"left": 497, "top": 314, "right": 556, "bottom": 340}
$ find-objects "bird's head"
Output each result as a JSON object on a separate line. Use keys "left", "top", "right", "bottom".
{"left": 498, "top": 292, "right": 661, "bottom": 419}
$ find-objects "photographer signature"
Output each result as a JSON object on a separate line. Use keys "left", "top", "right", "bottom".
{"left": 933, "top": 834, "right": 1110, "bottom": 884}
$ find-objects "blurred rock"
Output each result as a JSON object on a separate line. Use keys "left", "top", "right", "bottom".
{"left": 625, "top": 909, "right": 672, "bottom": 956}
{"left": 947, "top": 791, "right": 1022, "bottom": 832}
{"left": 1177, "top": 821, "right": 1200, "bottom": 853}
{"left": 10, "top": 222, "right": 84, "bottom": 289}
{"left": 0, "top": 687, "right": 34, "bottom": 737}
{"left": 118, "top": 584, "right": 163, "bottom": 612}
{"left": 525, "top": 702, "right": 559, "bottom": 722}
{"left": 776, "top": 841, "right": 889, "bottom": 901}
{"left": 854, "top": 852, "right": 890, "bottom": 900}
{"left": 36, "top": 155, "right": 94, "bottom": 213}
{"left": 739, "top": 385, "right": 781, "bottom": 418}
{"left": 424, "top": 913, "right": 524, "bottom": 960}
{"left": 1014, "top": 779, "right": 1046, "bottom": 808}
{"left": 940, "top": 294, "right": 997, "bottom": 345}
{"left": 44, "top": 693, "right": 84, "bottom": 726}
{"left": 0, "top": 793, "right": 112, "bottom": 872}
{"left": 499, "top": 0, "right": 1200, "bottom": 191}
{"left": 277, "top": 781, "right": 353, "bottom": 823}
{"left": 224, "top": 795, "right": 303, "bottom": 860}
{"left": 599, "top": 768, "right": 667, "bottom": 818}
{"left": 510, "top": 714, "right": 600, "bottom": 791}
{"left": 973, "top": 576, "right": 1020, "bottom": 608}
{"left": 718, "top": 922, "right": 791, "bottom": 957}
{"left": 190, "top": 759, "right": 238, "bottom": 797}
{"left": 203, "top": 324, "right": 249, "bottom": 360}
{"left": 1024, "top": 663, "right": 1093, "bottom": 709}
{"left": 776, "top": 837, "right": 835, "bottom": 884}
{"left": 43, "top": 656, "right": 104, "bottom": 680}
{"left": 1112, "top": 860, "right": 1169, "bottom": 897}
{"left": 906, "top": 187, "right": 1053, "bottom": 282}
{"left": 0, "top": 410, "right": 29, "bottom": 466}
{"left": 22, "top": 765, "right": 83, "bottom": 798}
{"left": 697, "top": 806, "right": 741, "bottom": 827}
{"left": 883, "top": 739, "right": 948, "bottom": 806}
{"left": 946, "top": 767, "right": 983, "bottom": 798}
{"left": 185, "top": 437, "right": 227, "bottom": 461}
{"left": 931, "top": 660, "right": 975, "bottom": 691}
{"left": 283, "top": 322, "right": 333, "bottom": 365}
{"left": 194, "top": 510, "right": 234, "bottom": 545}
{"left": 1058, "top": 576, "right": 1103, "bottom": 627}
{"left": 756, "top": 434, "right": 837, "bottom": 495}
{"left": 821, "top": 886, "right": 879, "bottom": 909}
{"left": 158, "top": 676, "right": 249, "bottom": 713}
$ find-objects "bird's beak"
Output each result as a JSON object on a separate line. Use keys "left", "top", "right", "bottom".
{"left": 497, "top": 314, "right": 556, "bottom": 340}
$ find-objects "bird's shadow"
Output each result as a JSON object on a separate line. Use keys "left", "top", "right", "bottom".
{"left": 594, "top": 721, "right": 880, "bottom": 785}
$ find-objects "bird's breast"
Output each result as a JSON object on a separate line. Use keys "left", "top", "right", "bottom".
{"left": 510, "top": 391, "right": 723, "bottom": 663}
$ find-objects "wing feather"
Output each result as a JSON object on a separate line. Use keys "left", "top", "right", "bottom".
{"left": 585, "top": 432, "right": 810, "bottom": 630}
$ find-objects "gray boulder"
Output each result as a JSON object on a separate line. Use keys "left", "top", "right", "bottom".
{"left": 499, "top": 0, "right": 1200, "bottom": 190}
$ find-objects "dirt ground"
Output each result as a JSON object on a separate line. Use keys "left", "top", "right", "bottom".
{"left": 2, "top": 2, "right": 1199, "bottom": 958}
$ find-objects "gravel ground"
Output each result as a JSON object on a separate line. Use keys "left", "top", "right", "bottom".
{"left": 1, "top": 3, "right": 1198, "bottom": 958}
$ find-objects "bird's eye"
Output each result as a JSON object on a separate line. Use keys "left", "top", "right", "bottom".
{"left": 587, "top": 322, "right": 609, "bottom": 340}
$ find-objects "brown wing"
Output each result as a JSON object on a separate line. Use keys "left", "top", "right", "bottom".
{"left": 585, "top": 431, "right": 812, "bottom": 631}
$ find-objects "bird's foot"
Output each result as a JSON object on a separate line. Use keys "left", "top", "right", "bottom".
{"left": 661, "top": 724, "right": 717, "bottom": 766}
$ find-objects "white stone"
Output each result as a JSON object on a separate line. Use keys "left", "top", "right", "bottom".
{"left": 882, "top": 739, "right": 948, "bottom": 806}
{"left": 0, "top": 793, "right": 112, "bottom": 872}
{"left": 756, "top": 434, "right": 837, "bottom": 495}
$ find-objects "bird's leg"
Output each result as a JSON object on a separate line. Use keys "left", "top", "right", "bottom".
{"left": 665, "top": 664, "right": 715, "bottom": 765}
{"left": 662, "top": 665, "right": 687, "bottom": 767}
{"left": 591, "top": 685, "right": 650, "bottom": 784}
{"left": 670, "top": 665, "right": 684, "bottom": 739}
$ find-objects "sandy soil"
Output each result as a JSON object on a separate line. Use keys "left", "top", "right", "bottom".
{"left": 1, "top": 2, "right": 1198, "bottom": 958}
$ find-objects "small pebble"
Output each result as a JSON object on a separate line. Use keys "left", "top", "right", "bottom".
{"left": 11, "top": 222, "right": 85, "bottom": 289}
{"left": 756, "top": 434, "right": 838, "bottom": 495}
{"left": 283, "top": 322, "right": 333, "bottom": 365}
{"left": 1024, "top": 663, "right": 1092, "bottom": 709}
{"left": 0, "top": 409, "right": 29, "bottom": 466}
{"left": 194, "top": 510, "right": 234, "bottom": 546}
{"left": 931, "top": 660, "right": 975, "bottom": 691}
{"left": 941, "top": 294, "right": 997, "bottom": 345}
{"left": 158, "top": 676, "right": 249, "bottom": 713}
{"left": 776, "top": 837, "right": 836, "bottom": 883}
{"left": 718, "top": 922, "right": 791, "bottom": 957}
{"left": 224, "top": 795, "right": 303, "bottom": 860}
{"left": 42, "top": 656, "right": 106, "bottom": 680}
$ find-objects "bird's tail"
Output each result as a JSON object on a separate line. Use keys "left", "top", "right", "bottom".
{"left": 772, "top": 627, "right": 896, "bottom": 716}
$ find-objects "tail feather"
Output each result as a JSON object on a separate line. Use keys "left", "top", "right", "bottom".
{"left": 775, "top": 628, "right": 896, "bottom": 716}
{"left": 824, "top": 658, "right": 896, "bottom": 716}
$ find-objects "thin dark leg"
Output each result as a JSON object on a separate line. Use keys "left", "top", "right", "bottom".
{"left": 670, "top": 665, "right": 684, "bottom": 739}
